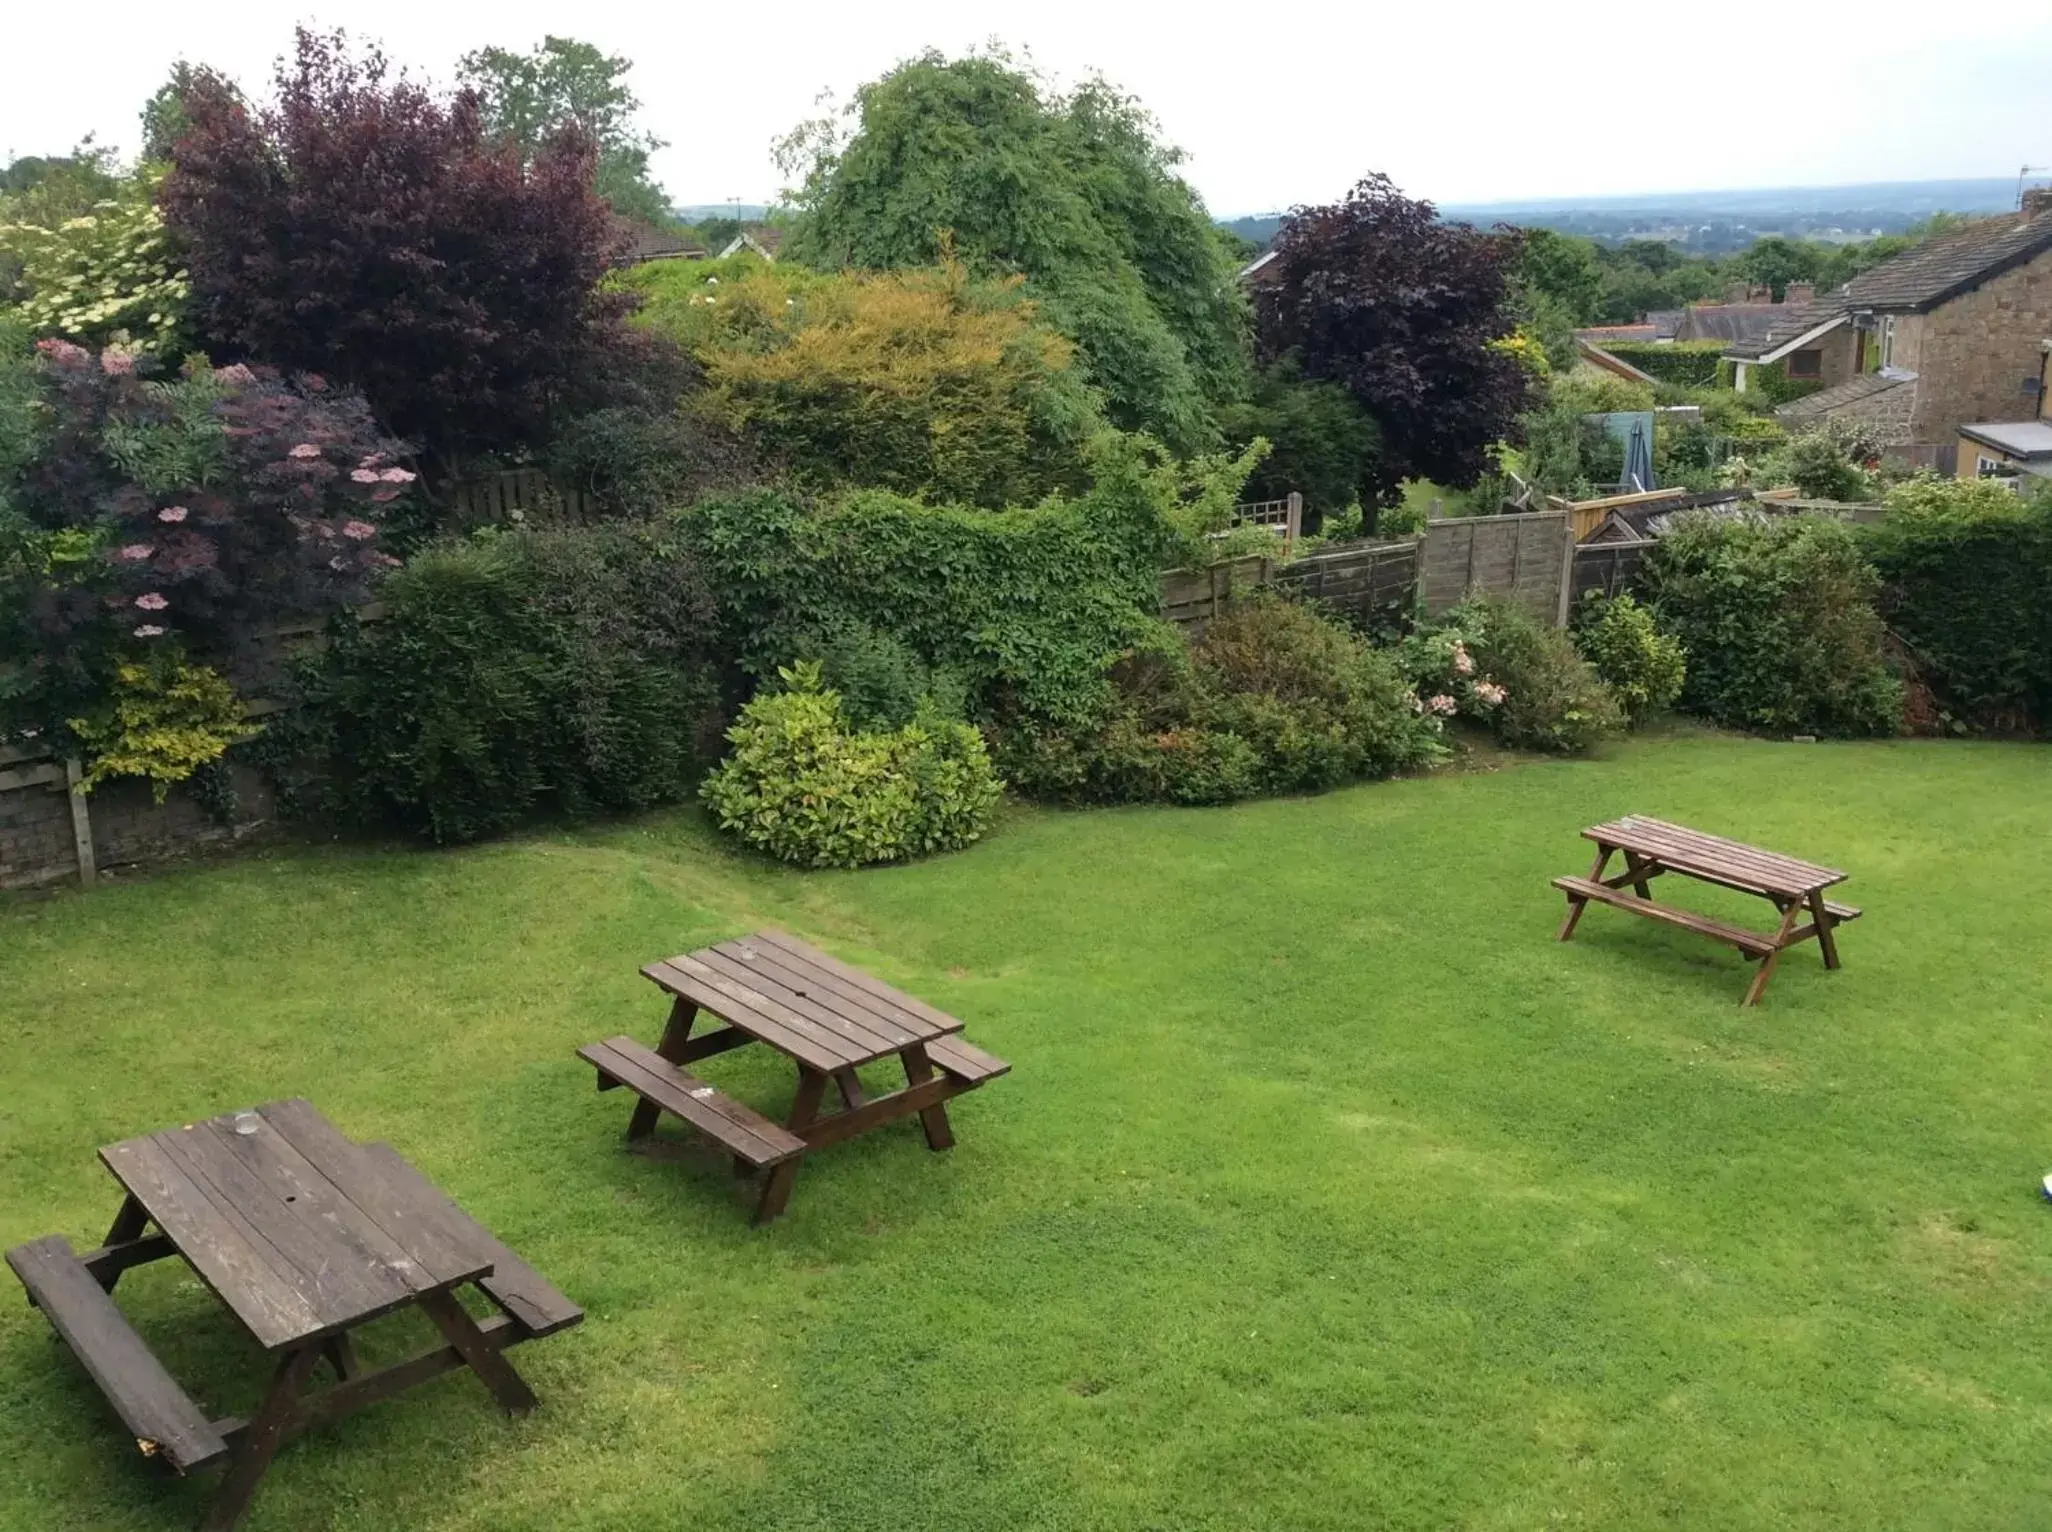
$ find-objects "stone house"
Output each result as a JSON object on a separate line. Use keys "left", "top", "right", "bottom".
{"left": 1725, "top": 192, "right": 2052, "bottom": 458}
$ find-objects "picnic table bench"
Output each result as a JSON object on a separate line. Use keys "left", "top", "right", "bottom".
{"left": 580, "top": 928, "right": 1009, "bottom": 1223}
{"left": 5, "top": 1100, "right": 580, "bottom": 1531}
{"left": 1554, "top": 815, "right": 1859, "bottom": 1006}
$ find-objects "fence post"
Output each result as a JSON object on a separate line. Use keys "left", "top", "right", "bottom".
{"left": 63, "top": 757, "right": 96, "bottom": 889}
{"left": 1554, "top": 514, "right": 1576, "bottom": 628}
{"left": 1284, "top": 492, "right": 1302, "bottom": 559}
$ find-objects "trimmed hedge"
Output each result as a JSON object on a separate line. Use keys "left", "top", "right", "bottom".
{"left": 1863, "top": 479, "right": 2052, "bottom": 729}
{"left": 1603, "top": 340, "right": 1727, "bottom": 388}
{"left": 302, "top": 525, "right": 721, "bottom": 842}
{"left": 1640, "top": 513, "right": 1900, "bottom": 737}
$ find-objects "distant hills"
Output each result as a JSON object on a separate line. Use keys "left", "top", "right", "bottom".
{"left": 1222, "top": 178, "right": 2038, "bottom": 254}
{"left": 672, "top": 204, "right": 773, "bottom": 223}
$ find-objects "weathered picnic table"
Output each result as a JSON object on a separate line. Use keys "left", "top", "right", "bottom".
{"left": 5, "top": 1100, "right": 581, "bottom": 1532}
{"left": 580, "top": 928, "right": 1010, "bottom": 1223}
{"left": 1554, "top": 815, "right": 1860, "bottom": 1006}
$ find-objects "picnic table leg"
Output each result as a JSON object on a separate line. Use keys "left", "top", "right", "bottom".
{"left": 756, "top": 1069, "right": 828, "bottom": 1224}
{"left": 417, "top": 1290, "right": 538, "bottom": 1416}
{"left": 833, "top": 1068, "right": 868, "bottom": 1110}
{"left": 321, "top": 1333, "right": 361, "bottom": 1382}
{"left": 1559, "top": 846, "right": 1614, "bottom": 941}
{"left": 92, "top": 1195, "right": 151, "bottom": 1292}
{"left": 900, "top": 1043, "right": 956, "bottom": 1152}
{"left": 1623, "top": 849, "right": 1655, "bottom": 900}
{"left": 1807, "top": 890, "right": 1843, "bottom": 970}
{"left": 630, "top": 999, "right": 701, "bottom": 1139}
{"left": 1741, "top": 901, "right": 1803, "bottom": 1007}
{"left": 201, "top": 1344, "right": 322, "bottom": 1532}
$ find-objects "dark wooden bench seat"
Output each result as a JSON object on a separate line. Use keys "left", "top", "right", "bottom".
{"left": 5, "top": 1235, "right": 228, "bottom": 1473}
{"left": 579, "top": 1036, "right": 806, "bottom": 1168}
{"left": 353, "top": 1144, "right": 584, "bottom": 1340}
{"left": 1552, "top": 876, "right": 1779, "bottom": 957}
{"left": 926, "top": 1035, "right": 1011, "bottom": 1085}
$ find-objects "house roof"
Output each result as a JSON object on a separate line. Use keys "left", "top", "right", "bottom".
{"left": 1724, "top": 304, "right": 1847, "bottom": 362}
{"left": 1958, "top": 420, "right": 2052, "bottom": 459}
{"left": 1676, "top": 303, "right": 1788, "bottom": 347}
{"left": 717, "top": 226, "right": 784, "bottom": 260}
{"left": 1576, "top": 324, "right": 1658, "bottom": 344}
{"left": 617, "top": 221, "right": 706, "bottom": 264}
{"left": 1838, "top": 208, "right": 2052, "bottom": 312}
{"left": 1583, "top": 489, "right": 1758, "bottom": 543}
{"left": 1772, "top": 371, "right": 1917, "bottom": 426}
{"left": 1238, "top": 250, "right": 1281, "bottom": 285}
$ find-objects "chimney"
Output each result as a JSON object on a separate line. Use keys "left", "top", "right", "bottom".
{"left": 1783, "top": 282, "right": 1815, "bottom": 306}
{"left": 2024, "top": 187, "right": 2052, "bottom": 219}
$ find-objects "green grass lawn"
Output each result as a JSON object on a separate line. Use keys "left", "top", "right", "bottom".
{"left": 4, "top": 730, "right": 2051, "bottom": 1530}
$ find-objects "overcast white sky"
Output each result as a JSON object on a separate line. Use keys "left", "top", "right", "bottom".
{"left": 7, "top": 1, "right": 2049, "bottom": 214}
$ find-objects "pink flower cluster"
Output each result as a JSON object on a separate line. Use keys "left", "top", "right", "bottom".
{"left": 117, "top": 544, "right": 153, "bottom": 562}
{"left": 158, "top": 505, "right": 188, "bottom": 523}
{"left": 100, "top": 348, "right": 137, "bottom": 377}
{"left": 287, "top": 443, "right": 323, "bottom": 460}
{"left": 34, "top": 338, "right": 88, "bottom": 366}
{"left": 134, "top": 592, "right": 169, "bottom": 612}
{"left": 1452, "top": 643, "right": 1475, "bottom": 677}
{"left": 1472, "top": 680, "right": 1508, "bottom": 707}
{"left": 1425, "top": 694, "right": 1458, "bottom": 717}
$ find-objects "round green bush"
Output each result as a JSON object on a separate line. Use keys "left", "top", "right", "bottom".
{"left": 701, "top": 664, "right": 1002, "bottom": 867}
{"left": 1573, "top": 592, "right": 1686, "bottom": 723}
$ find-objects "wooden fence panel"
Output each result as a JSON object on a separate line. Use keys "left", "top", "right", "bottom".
{"left": 443, "top": 468, "right": 591, "bottom": 527}
{"left": 1420, "top": 511, "right": 1571, "bottom": 625}
{"left": 1160, "top": 555, "right": 1274, "bottom": 634}
{"left": 1271, "top": 539, "right": 1419, "bottom": 632}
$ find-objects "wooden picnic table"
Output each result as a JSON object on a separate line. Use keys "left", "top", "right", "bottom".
{"left": 580, "top": 928, "right": 1010, "bottom": 1223}
{"left": 1554, "top": 815, "right": 1860, "bottom": 1006}
{"left": 5, "top": 1100, "right": 581, "bottom": 1532}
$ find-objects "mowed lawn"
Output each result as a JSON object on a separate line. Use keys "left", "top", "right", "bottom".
{"left": 3, "top": 730, "right": 2050, "bottom": 1531}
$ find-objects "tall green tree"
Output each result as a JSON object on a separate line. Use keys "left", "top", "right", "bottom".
{"left": 776, "top": 51, "right": 1246, "bottom": 454}
{"left": 457, "top": 36, "right": 670, "bottom": 225}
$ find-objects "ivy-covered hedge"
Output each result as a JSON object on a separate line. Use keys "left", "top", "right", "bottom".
{"left": 1603, "top": 340, "right": 1727, "bottom": 388}
{"left": 1863, "top": 479, "right": 2052, "bottom": 730}
{"left": 688, "top": 453, "right": 1170, "bottom": 727}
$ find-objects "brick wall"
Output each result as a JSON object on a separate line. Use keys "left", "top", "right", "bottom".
{"left": 0, "top": 762, "right": 274, "bottom": 890}
{"left": 1910, "top": 250, "right": 2052, "bottom": 444}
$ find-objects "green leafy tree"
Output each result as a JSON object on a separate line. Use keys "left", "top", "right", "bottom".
{"left": 458, "top": 36, "right": 670, "bottom": 225}
{"left": 139, "top": 62, "right": 242, "bottom": 163}
{"left": 776, "top": 50, "right": 1246, "bottom": 453}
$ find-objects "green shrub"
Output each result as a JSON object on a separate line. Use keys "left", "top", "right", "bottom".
{"left": 1863, "top": 476, "right": 2052, "bottom": 728}
{"left": 701, "top": 663, "right": 1002, "bottom": 867}
{"left": 689, "top": 440, "right": 1172, "bottom": 728}
{"left": 1641, "top": 512, "right": 1901, "bottom": 736}
{"left": 809, "top": 622, "right": 970, "bottom": 730}
{"left": 995, "top": 599, "right": 1443, "bottom": 804}
{"left": 304, "top": 524, "right": 720, "bottom": 842}
{"left": 1400, "top": 601, "right": 1619, "bottom": 753}
{"left": 1573, "top": 592, "right": 1686, "bottom": 723}
{"left": 1415, "top": 598, "right": 1621, "bottom": 753}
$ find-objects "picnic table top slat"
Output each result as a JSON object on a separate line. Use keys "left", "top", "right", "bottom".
{"left": 693, "top": 947, "right": 910, "bottom": 1056}
{"left": 1583, "top": 815, "right": 1844, "bottom": 896}
{"left": 99, "top": 1101, "right": 494, "bottom": 1352}
{"left": 704, "top": 939, "right": 930, "bottom": 1048}
{"left": 644, "top": 930, "right": 962, "bottom": 1070}
{"left": 747, "top": 930, "right": 966, "bottom": 1040}
{"left": 643, "top": 957, "right": 861, "bottom": 1072}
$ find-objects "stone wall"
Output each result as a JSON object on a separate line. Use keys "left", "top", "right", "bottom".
{"left": 0, "top": 760, "right": 274, "bottom": 890}
{"left": 1910, "top": 250, "right": 2052, "bottom": 444}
